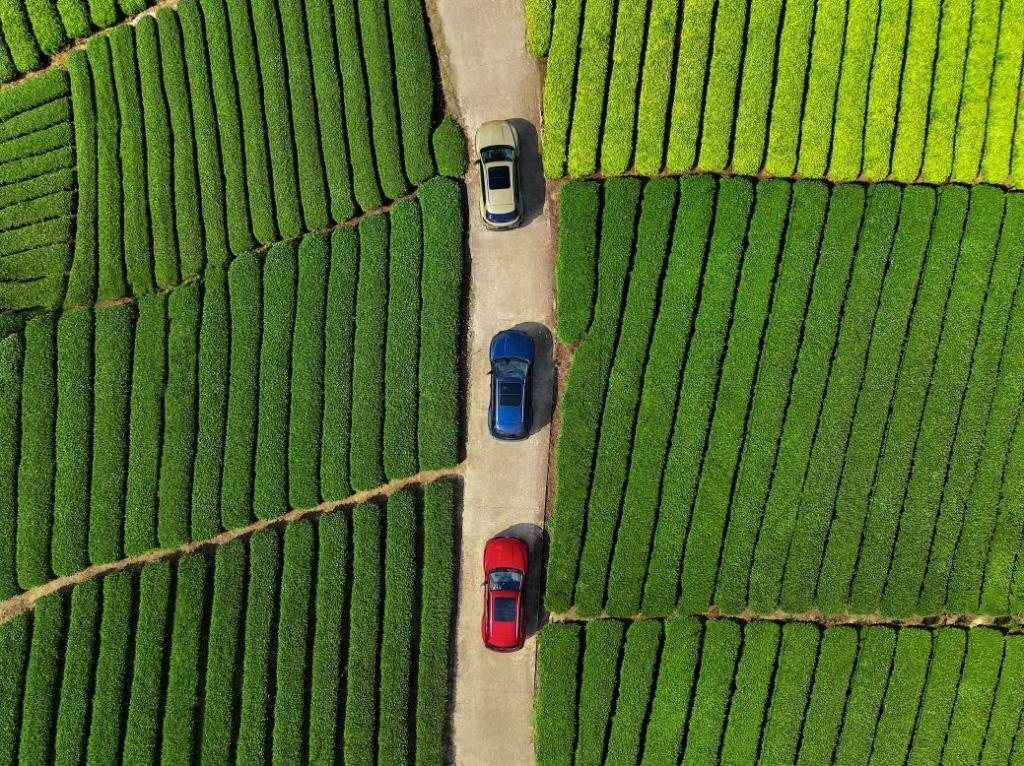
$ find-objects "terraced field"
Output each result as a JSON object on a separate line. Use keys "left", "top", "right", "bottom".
{"left": 536, "top": 618, "right": 1024, "bottom": 766}
{"left": 529, "top": 0, "right": 1024, "bottom": 185}
{"left": 0, "top": 484, "right": 456, "bottom": 766}
{"left": 548, "top": 175, "right": 1024, "bottom": 620}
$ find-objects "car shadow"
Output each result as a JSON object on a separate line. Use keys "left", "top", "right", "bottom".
{"left": 508, "top": 117, "right": 545, "bottom": 227}
{"left": 494, "top": 522, "right": 549, "bottom": 637}
{"left": 508, "top": 321, "right": 554, "bottom": 437}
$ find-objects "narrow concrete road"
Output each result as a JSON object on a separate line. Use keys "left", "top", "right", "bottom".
{"left": 430, "top": 2, "right": 556, "bottom": 764}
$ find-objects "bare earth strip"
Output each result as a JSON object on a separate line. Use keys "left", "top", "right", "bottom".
{"left": 0, "top": 465, "right": 460, "bottom": 624}
{"left": 427, "top": 1, "right": 557, "bottom": 764}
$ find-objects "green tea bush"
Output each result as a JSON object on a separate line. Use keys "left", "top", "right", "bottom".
{"left": 795, "top": 626, "right": 857, "bottom": 765}
{"left": 833, "top": 627, "right": 898, "bottom": 763}
{"left": 157, "top": 10, "right": 204, "bottom": 279}
{"left": 308, "top": 511, "right": 348, "bottom": 766}
{"left": 0, "top": 335, "right": 22, "bottom": 599}
{"left": 921, "top": 0, "right": 970, "bottom": 182}
{"left": 198, "top": 543, "right": 244, "bottom": 765}
{"left": 554, "top": 181, "right": 600, "bottom": 345}
{"left": 432, "top": 113, "right": 466, "bottom": 178}
{"left": 525, "top": 0, "right": 552, "bottom": 57}
{"left": 730, "top": 0, "right": 783, "bottom": 175}
{"left": 51, "top": 309, "right": 92, "bottom": 575}
{"left": 159, "top": 554, "right": 206, "bottom": 766}
{"left": 697, "top": 0, "right": 747, "bottom": 172}
{"left": 88, "top": 0, "right": 116, "bottom": 24}
{"left": 18, "top": 594, "right": 64, "bottom": 766}
{"left": 344, "top": 503, "right": 382, "bottom": 766}
{"left": 870, "top": 628, "right": 932, "bottom": 764}
{"left": 574, "top": 619, "right": 624, "bottom": 766}
{"left": 384, "top": 199, "right": 422, "bottom": 480}
{"left": 604, "top": 621, "right": 660, "bottom": 765}
{"left": 321, "top": 228, "right": 357, "bottom": 501}
{"left": 254, "top": 243, "right": 297, "bottom": 519}
{"left": 23, "top": 0, "right": 65, "bottom": 61}
{"left": 350, "top": 215, "right": 388, "bottom": 491}
{"left": 333, "top": 0, "right": 382, "bottom": 210}
{"left": 546, "top": 178, "right": 641, "bottom": 614}
{"left": 278, "top": 0, "right": 328, "bottom": 232}
{"left": 89, "top": 303, "right": 131, "bottom": 565}
{"left": 288, "top": 233, "right": 329, "bottom": 509}
{"left": 566, "top": 0, "right": 614, "bottom": 177}
{"left": 889, "top": 0, "right": 940, "bottom": 182}
{"left": 633, "top": 0, "right": 680, "bottom": 175}
{"left": 304, "top": 0, "right": 354, "bottom": 221}
{"left": 378, "top": 491, "right": 416, "bottom": 765}
{"left": 235, "top": 529, "right": 279, "bottom": 765}
{"left": 221, "top": 254, "right": 261, "bottom": 529}
{"left": 639, "top": 617, "right": 701, "bottom": 766}
{"left": 598, "top": 0, "right": 647, "bottom": 175}
{"left": 0, "top": 0, "right": 42, "bottom": 72}
{"left": 196, "top": 0, "right": 253, "bottom": 253}
{"left": 574, "top": 178, "right": 679, "bottom": 617}
{"left": 88, "top": 35, "right": 127, "bottom": 300}
{"left": 415, "top": 480, "right": 455, "bottom": 766}
{"left": 417, "top": 177, "right": 464, "bottom": 470}
{"left": 85, "top": 571, "right": 134, "bottom": 764}
{"left": 950, "top": 0, "right": 999, "bottom": 183}
{"left": 123, "top": 295, "right": 165, "bottom": 556}
{"left": 190, "top": 270, "right": 229, "bottom": 539}
{"left": 981, "top": 1, "right": 1024, "bottom": 182}
{"left": 16, "top": 314, "right": 56, "bottom": 588}
{"left": 52, "top": 580, "right": 99, "bottom": 766}
{"left": 0, "top": 614, "right": 30, "bottom": 763}
{"left": 65, "top": 50, "right": 97, "bottom": 308}
{"left": 665, "top": 0, "right": 713, "bottom": 172}
{"left": 157, "top": 284, "right": 200, "bottom": 546}
{"left": 389, "top": 0, "right": 435, "bottom": 184}
{"left": 56, "top": 0, "right": 90, "bottom": 40}
{"left": 121, "top": 561, "right": 171, "bottom": 765}
{"left": 758, "top": 623, "right": 820, "bottom": 763}
{"left": 860, "top": 0, "right": 909, "bottom": 180}
{"left": 357, "top": 0, "right": 407, "bottom": 199}
{"left": 719, "top": 621, "right": 780, "bottom": 764}
{"left": 109, "top": 25, "right": 154, "bottom": 295}
{"left": 224, "top": 0, "right": 275, "bottom": 244}
{"left": 535, "top": 623, "right": 580, "bottom": 766}
{"left": 541, "top": 0, "right": 583, "bottom": 178}
{"left": 136, "top": 17, "right": 178, "bottom": 289}
{"left": 272, "top": 520, "right": 314, "bottom": 765}
{"left": 680, "top": 619, "right": 740, "bottom": 765}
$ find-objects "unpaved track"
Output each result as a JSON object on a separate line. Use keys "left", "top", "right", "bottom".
{"left": 429, "top": 1, "right": 555, "bottom": 764}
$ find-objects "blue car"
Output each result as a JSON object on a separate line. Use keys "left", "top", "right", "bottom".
{"left": 488, "top": 330, "right": 534, "bottom": 440}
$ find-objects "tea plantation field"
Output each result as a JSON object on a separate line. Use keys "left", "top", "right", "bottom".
{"left": 548, "top": 175, "right": 1024, "bottom": 620}
{"left": 536, "top": 617, "right": 1024, "bottom": 766}
{"left": 0, "top": 484, "right": 456, "bottom": 766}
{"left": 529, "top": 0, "right": 1024, "bottom": 184}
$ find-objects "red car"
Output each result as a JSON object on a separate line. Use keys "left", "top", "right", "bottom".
{"left": 481, "top": 536, "right": 528, "bottom": 651}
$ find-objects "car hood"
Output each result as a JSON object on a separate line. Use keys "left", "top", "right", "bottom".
{"left": 476, "top": 120, "right": 517, "bottom": 153}
{"left": 484, "top": 161, "right": 516, "bottom": 211}
{"left": 489, "top": 331, "right": 534, "bottom": 364}
{"left": 487, "top": 592, "right": 521, "bottom": 647}
{"left": 484, "top": 537, "right": 528, "bottom": 571}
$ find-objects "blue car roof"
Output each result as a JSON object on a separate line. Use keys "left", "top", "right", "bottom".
{"left": 494, "top": 377, "right": 526, "bottom": 434}
{"left": 490, "top": 330, "right": 534, "bottom": 364}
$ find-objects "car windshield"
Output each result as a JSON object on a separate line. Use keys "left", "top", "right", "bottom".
{"left": 493, "top": 358, "right": 529, "bottom": 377}
{"left": 487, "top": 165, "right": 511, "bottom": 190}
{"left": 489, "top": 569, "right": 523, "bottom": 592}
{"left": 492, "top": 596, "right": 517, "bottom": 622}
{"left": 481, "top": 145, "right": 515, "bottom": 163}
{"left": 499, "top": 381, "right": 522, "bottom": 407}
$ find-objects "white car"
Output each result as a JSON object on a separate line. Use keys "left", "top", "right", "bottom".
{"left": 475, "top": 120, "right": 522, "bottom": 230}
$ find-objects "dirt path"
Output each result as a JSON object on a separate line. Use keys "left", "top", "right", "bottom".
{"left": 427, "top": 2, "right": 556, "bottom": 764}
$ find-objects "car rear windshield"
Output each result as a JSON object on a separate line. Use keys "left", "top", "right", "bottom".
{"left": 489, "top": 569, "right": 523, "bottom": 592}
{"left": 481, "top": 146, "right": 515, "bottom": 163}
{"left": 487, "top": 165, "right": 511, "bottom": 190}
{"left": 493, "top": 597, "right": 517, "bottom": 622}
{"left": 499, "top": 381, "right": 522, "bottom": 407}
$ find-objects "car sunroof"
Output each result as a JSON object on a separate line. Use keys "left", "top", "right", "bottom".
{"left": 488, "top": 166, "right": 511, "bottom": 190}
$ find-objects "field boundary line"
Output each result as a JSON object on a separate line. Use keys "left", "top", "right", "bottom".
{"left": 0, "top": 464, "right": 463, "bottom": 624}
{"left": 549, "top": 604, "right": 1024, "bottom": 631}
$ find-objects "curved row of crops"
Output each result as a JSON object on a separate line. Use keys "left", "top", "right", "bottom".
{"left": 0, "top": 483, "right": 456, "bottom": 766}
{"left": 0, "top": 179, "right": 464, "bottom": 596}
{"left": 547, "top": 175, "right": 1024, "bottom": 620}
{"left": 529, "top": 0, "right": 1024, "bottom": 186}
{"left": 0, "top": 69, "right": 73, "bottom": 312}
{"left": 536, "top": 617, "right": 1024, "bottom": 766}
{"left": 0, "top": 0, "right": 451, "bottom": 320}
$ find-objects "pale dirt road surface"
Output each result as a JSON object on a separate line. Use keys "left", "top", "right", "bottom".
{"left": 430, "top": 1, "right": 556, "bottom": 764}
